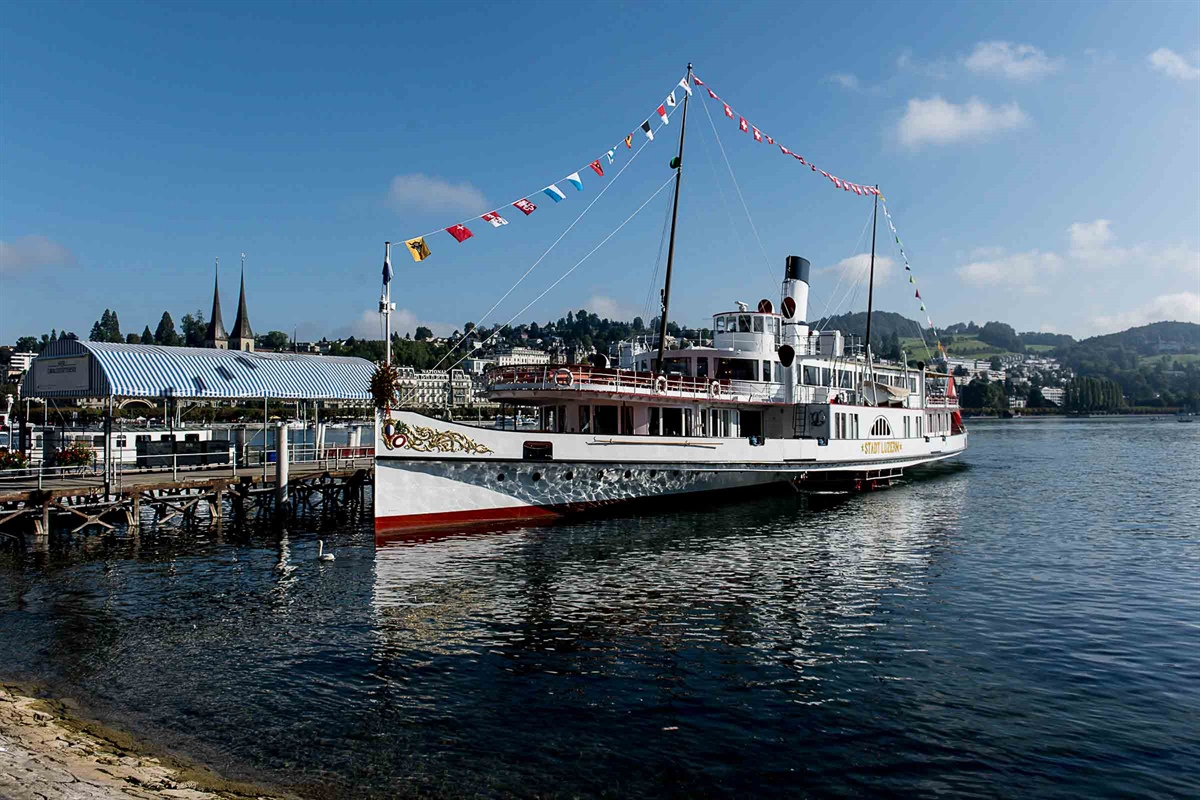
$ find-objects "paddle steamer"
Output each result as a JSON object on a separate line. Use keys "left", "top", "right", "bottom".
{"left": 374, "top": 66, "right": 966, "bottom": 532}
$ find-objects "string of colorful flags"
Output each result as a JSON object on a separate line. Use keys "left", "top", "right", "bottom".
{"left": 690, "top": 73, "right": 880, "bottom": 199}
{"left": 396, "top": 75, "right": 694, "bottom": 265}
{"left": 880, "top": 198, "right": 947, "bottom": 361}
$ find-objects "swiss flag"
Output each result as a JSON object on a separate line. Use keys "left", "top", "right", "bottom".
{"left": 692, "top": 75, "right": 705, "bottom": 86}
{"left": 707, "top": 88, "right": 719, "bottom": 99}
{"left": 723, "top": 103, "right": 733, "bottom": 118}
{"left": 739, "top": 117, "right": 749, "bottom": 133}
{"left": 766, "top": 136, "right": 774, "bottom": 145}
{"left": 752, "top": 126, "right": 762, "bottom": 142}
{"left": 446, "top": 224, "right": 473, "bottom": 243}
{"left": 512, "top": 198, "right": 537, "bottom": 215}
{"left": 780, "top": 145, "right": 791, "bottom": 155}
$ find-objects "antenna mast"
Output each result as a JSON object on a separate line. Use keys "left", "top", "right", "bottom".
{"left": 864, "top": 186, "right": 879, "bottom": 391}
{"left": 655, "top": 63, "right": 691, "bottom": 377}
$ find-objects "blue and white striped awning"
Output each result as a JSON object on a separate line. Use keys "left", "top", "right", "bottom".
{"left": 22, "top": 340, "right": 375, "bottom": 400}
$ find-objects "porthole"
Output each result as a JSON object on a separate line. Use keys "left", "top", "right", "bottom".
{"left": 624, "top": 470, "right": 632, "bottom": 478}
{"left": 564, "top": 470, "right": 574, "bottom": 480}
{"left": 649, "top": 470, "right": 658, "bottom": 478}
{"left": 531, "top": 472, "right": 542, "bottom": 482}
{"left": 496, "top": 473, "right": 506, "bottom": 482}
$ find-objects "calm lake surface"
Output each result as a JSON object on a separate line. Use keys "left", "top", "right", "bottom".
{"left": 2, "top": 417, "right": 1198, "bottom": 798}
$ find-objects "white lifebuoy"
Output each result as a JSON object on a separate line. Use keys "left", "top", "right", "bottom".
{"left": 554, "top": 368, "right": 573, "bottom": 387}
{"left": 710, "top": 380, "right": 722, "bottom": 397}
{"left": 655, "top": 375, "right": 668, "bottom": 393}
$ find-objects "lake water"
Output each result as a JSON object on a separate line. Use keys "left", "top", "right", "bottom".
{"left": 1, "top": 417, "right": 1197, "bottom": 798}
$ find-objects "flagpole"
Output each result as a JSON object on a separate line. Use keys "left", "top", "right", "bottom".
{"left": 382, "top": 241, "right": 393, "bottom": 368}
{"left": 655, "top": 63, "right": 691, "bottom": 379}
{"left": 864, "top": 186, "right": 879, "bottom": 394}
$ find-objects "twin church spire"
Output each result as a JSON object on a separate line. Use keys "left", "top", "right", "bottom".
{"left": 204, "top": 255, "right": 254, "bottom": 351}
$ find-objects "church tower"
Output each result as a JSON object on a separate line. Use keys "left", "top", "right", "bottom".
{"left": 204, "top": 258, "right": 229, "bottom": 349}
{"left": 229, "top": 255, "right": 255, "bottom": 352}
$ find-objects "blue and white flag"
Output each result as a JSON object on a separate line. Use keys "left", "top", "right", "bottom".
{"left": 566, "top": 172, "right": 583, "bottom": 191}
{"left": 543, "top": 184, "right": 566, "bottom": 202}
{"left": 606, "top": 149, "right": 615, "bottom": 164}
{"left": 382, "top": 250, "right": 393, "bottom": 284}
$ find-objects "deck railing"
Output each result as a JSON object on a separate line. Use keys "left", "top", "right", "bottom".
{"left": 485, "top": 365, "right": 789, "bottom": 404}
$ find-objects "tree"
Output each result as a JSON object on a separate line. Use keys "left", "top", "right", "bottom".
{"left": 180, "top": 310, "right": 207, "bottom": 347}
{"left": 15, "top": 336, "right": 38, "bottom": 353}
{"left": 989, "top": 356, "right": 1003, "bottom": 372}
{"left": 414, "top": 326, "right": 433, "bottom": 342}
{"left": 953, "top": 365, "right": 969, "bottom": 377}
{"left": 89, "top": 320, "right": 105, "bottom": 342}
{"left": 106, "top": 310, "right": 122, "bottom": 342}
{"left": 260, "top": 330, "right": 290, "bottom": 351}
{"left": 125, "top": 333, "right": 139, "bottom": 344}
{"left": 154, "top": 312, "right": 180, "bottom": 346}
{"left": 1027, "top": 387, "right": 1048, "bottom": 407}
{"left": 141, "top": 326, "right": 154, "bottom": 344}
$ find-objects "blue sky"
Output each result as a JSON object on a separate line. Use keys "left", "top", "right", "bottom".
{"left": 2, "top": 0, "right": 1198, "bottom": 345}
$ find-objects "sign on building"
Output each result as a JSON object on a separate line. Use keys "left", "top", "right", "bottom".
{"left": 35, "top": 355, "right": 90, "bottom": 392}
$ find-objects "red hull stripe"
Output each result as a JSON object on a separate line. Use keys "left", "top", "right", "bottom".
{"left": 375, "top": 504, "right": 564, "bottom": 533}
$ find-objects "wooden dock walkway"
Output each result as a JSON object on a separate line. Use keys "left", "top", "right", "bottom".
{"left": 0, "top": 457, "right": 374, "bottom": 539}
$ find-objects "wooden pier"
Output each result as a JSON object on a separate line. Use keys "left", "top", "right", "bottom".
{"left": 0, "top": 457, "right": 374, "bottom": 543}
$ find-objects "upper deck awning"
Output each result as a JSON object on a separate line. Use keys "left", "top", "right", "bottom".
{"left": 21, "top": 339, "right": 375, "bottom": 401}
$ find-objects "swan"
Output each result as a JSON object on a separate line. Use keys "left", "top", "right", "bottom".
{"left": 317, "top": 540, "right": 335, "bottom": 562}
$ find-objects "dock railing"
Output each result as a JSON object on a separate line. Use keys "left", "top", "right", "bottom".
{"left": 0, "top": 445, "right": 374, "bottom": 495}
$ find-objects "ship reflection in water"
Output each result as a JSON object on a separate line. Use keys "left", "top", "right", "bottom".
{"left": 2, "top": 419, "right": 1197, "bottom": 799}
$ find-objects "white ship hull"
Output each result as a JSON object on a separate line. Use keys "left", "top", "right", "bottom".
{"left": 374, "top": 410, "right": 967, "bottom": 533}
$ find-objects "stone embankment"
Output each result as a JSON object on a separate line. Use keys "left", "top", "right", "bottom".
{"left": 0, "top": 685, "right": 284, "bottom": 800}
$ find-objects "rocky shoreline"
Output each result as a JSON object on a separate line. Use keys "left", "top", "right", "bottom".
{"left": 0, "top": 684, "right": 288, "bottom": 800}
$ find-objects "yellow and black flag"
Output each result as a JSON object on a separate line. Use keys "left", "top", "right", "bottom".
{"left": 405, "top": 236, "right": 431, "bottom": 262}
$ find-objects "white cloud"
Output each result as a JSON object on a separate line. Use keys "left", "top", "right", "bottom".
{"left": 584, "top": 295, "right": 636, "bottom": 321}
{"left": 964, "top": 41, "right": 1063, "bottom": 80}
{"left": 0, "top": 235, "right": 76, "bottom": 274}
{"left": 896, "top": 49, "right": 951, "bottom": 79}
{"left": 958, "top": 220, "right": 1200, "bottom": 311}
{"left": 388, "top": 174, "right": 489, "bottom": 214}
{"left": 1067, "top": 219, "right": 1200, "bottom": 278}
{"left": 956, "top": 249, "right": 1064, "bottom": 291}
{"left": 1094, "top": 292, "right": 1200, "bottom": 331}
{"left": 1148, "top": 48, "right": 1200, "bottom": 81}
{"left": 819, "top": 254, "right": 896, "bottom": 284}
{"left": 896, "top": 96, "right": 1028, "bottom": 148}
{"left": 335, "top": 308, "right": 454, "bottom": 340}
{"left": 826, "top": 72, "right": 860, "bottom": 90}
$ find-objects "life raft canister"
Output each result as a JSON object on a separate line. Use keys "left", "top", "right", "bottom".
{"left": 554, "top": 368, "right": 573, "bottom": 387}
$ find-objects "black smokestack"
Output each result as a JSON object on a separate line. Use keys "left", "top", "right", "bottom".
{"left": 785, "top": 255, "right": 810, "bottom": 283}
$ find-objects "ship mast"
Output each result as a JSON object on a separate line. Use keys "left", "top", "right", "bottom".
{"left": 863, "top": 185, "right": 879, "bottom": 392}
{"left": 655, "top": 63, "right": 691, "bottom": 377}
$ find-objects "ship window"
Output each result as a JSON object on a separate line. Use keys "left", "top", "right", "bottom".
{"left": 92, "top": 436, "right": 105, "bottom": 446}
{"left": 578, "top": 405, "right": 591, "bottom": 433}
{"left": 594, "top": 405, "right": 618, "bottom": 435}
{"left": 774, "top": 362, "right": 784, "bottom": 383}
{"left": 621, "top": 406, "right": 634, "bottom": 435}
{"left": 821, "top": 368, "right": 831, "bottom": 386}
{"left": 650, "top": 407, "right": 660, "bottom": 436}
{"left": 871, "top": 417, "right": 892, "bottom": 437}
{"left": 753, "top": 316, "right": 764, "bottom": 333}
{"left": 852, "top": 415, "right": 860, "bottom": 438}
{"left": 662, "top": 407, "right": 683, "bottom": 436}
{"left": 762, "top": 360, "right": 771, "bottom": 382}
{"left": 716, "top": 317, "right": 726, "bottom": 333}
{"left": 185, "top": 433, "right": 200, "bottom": 442}
{"left": 738, "top": 315, "right": 751, "bottom": 333}
{"left": 696, "top": 357, "right": 709, "bottom": 378}
{"left": 802, "top": 366, "right": 819, "bottom": 385}
{"left": 115, "top": 438, "right": 127, "bottom": 448}
{"left": 557, "top": 405, "right": 567, "bottom": 433}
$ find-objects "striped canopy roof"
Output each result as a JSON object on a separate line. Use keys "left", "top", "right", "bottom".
{"left": 22, "top": 339, "right": 375, "bottom": 400}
